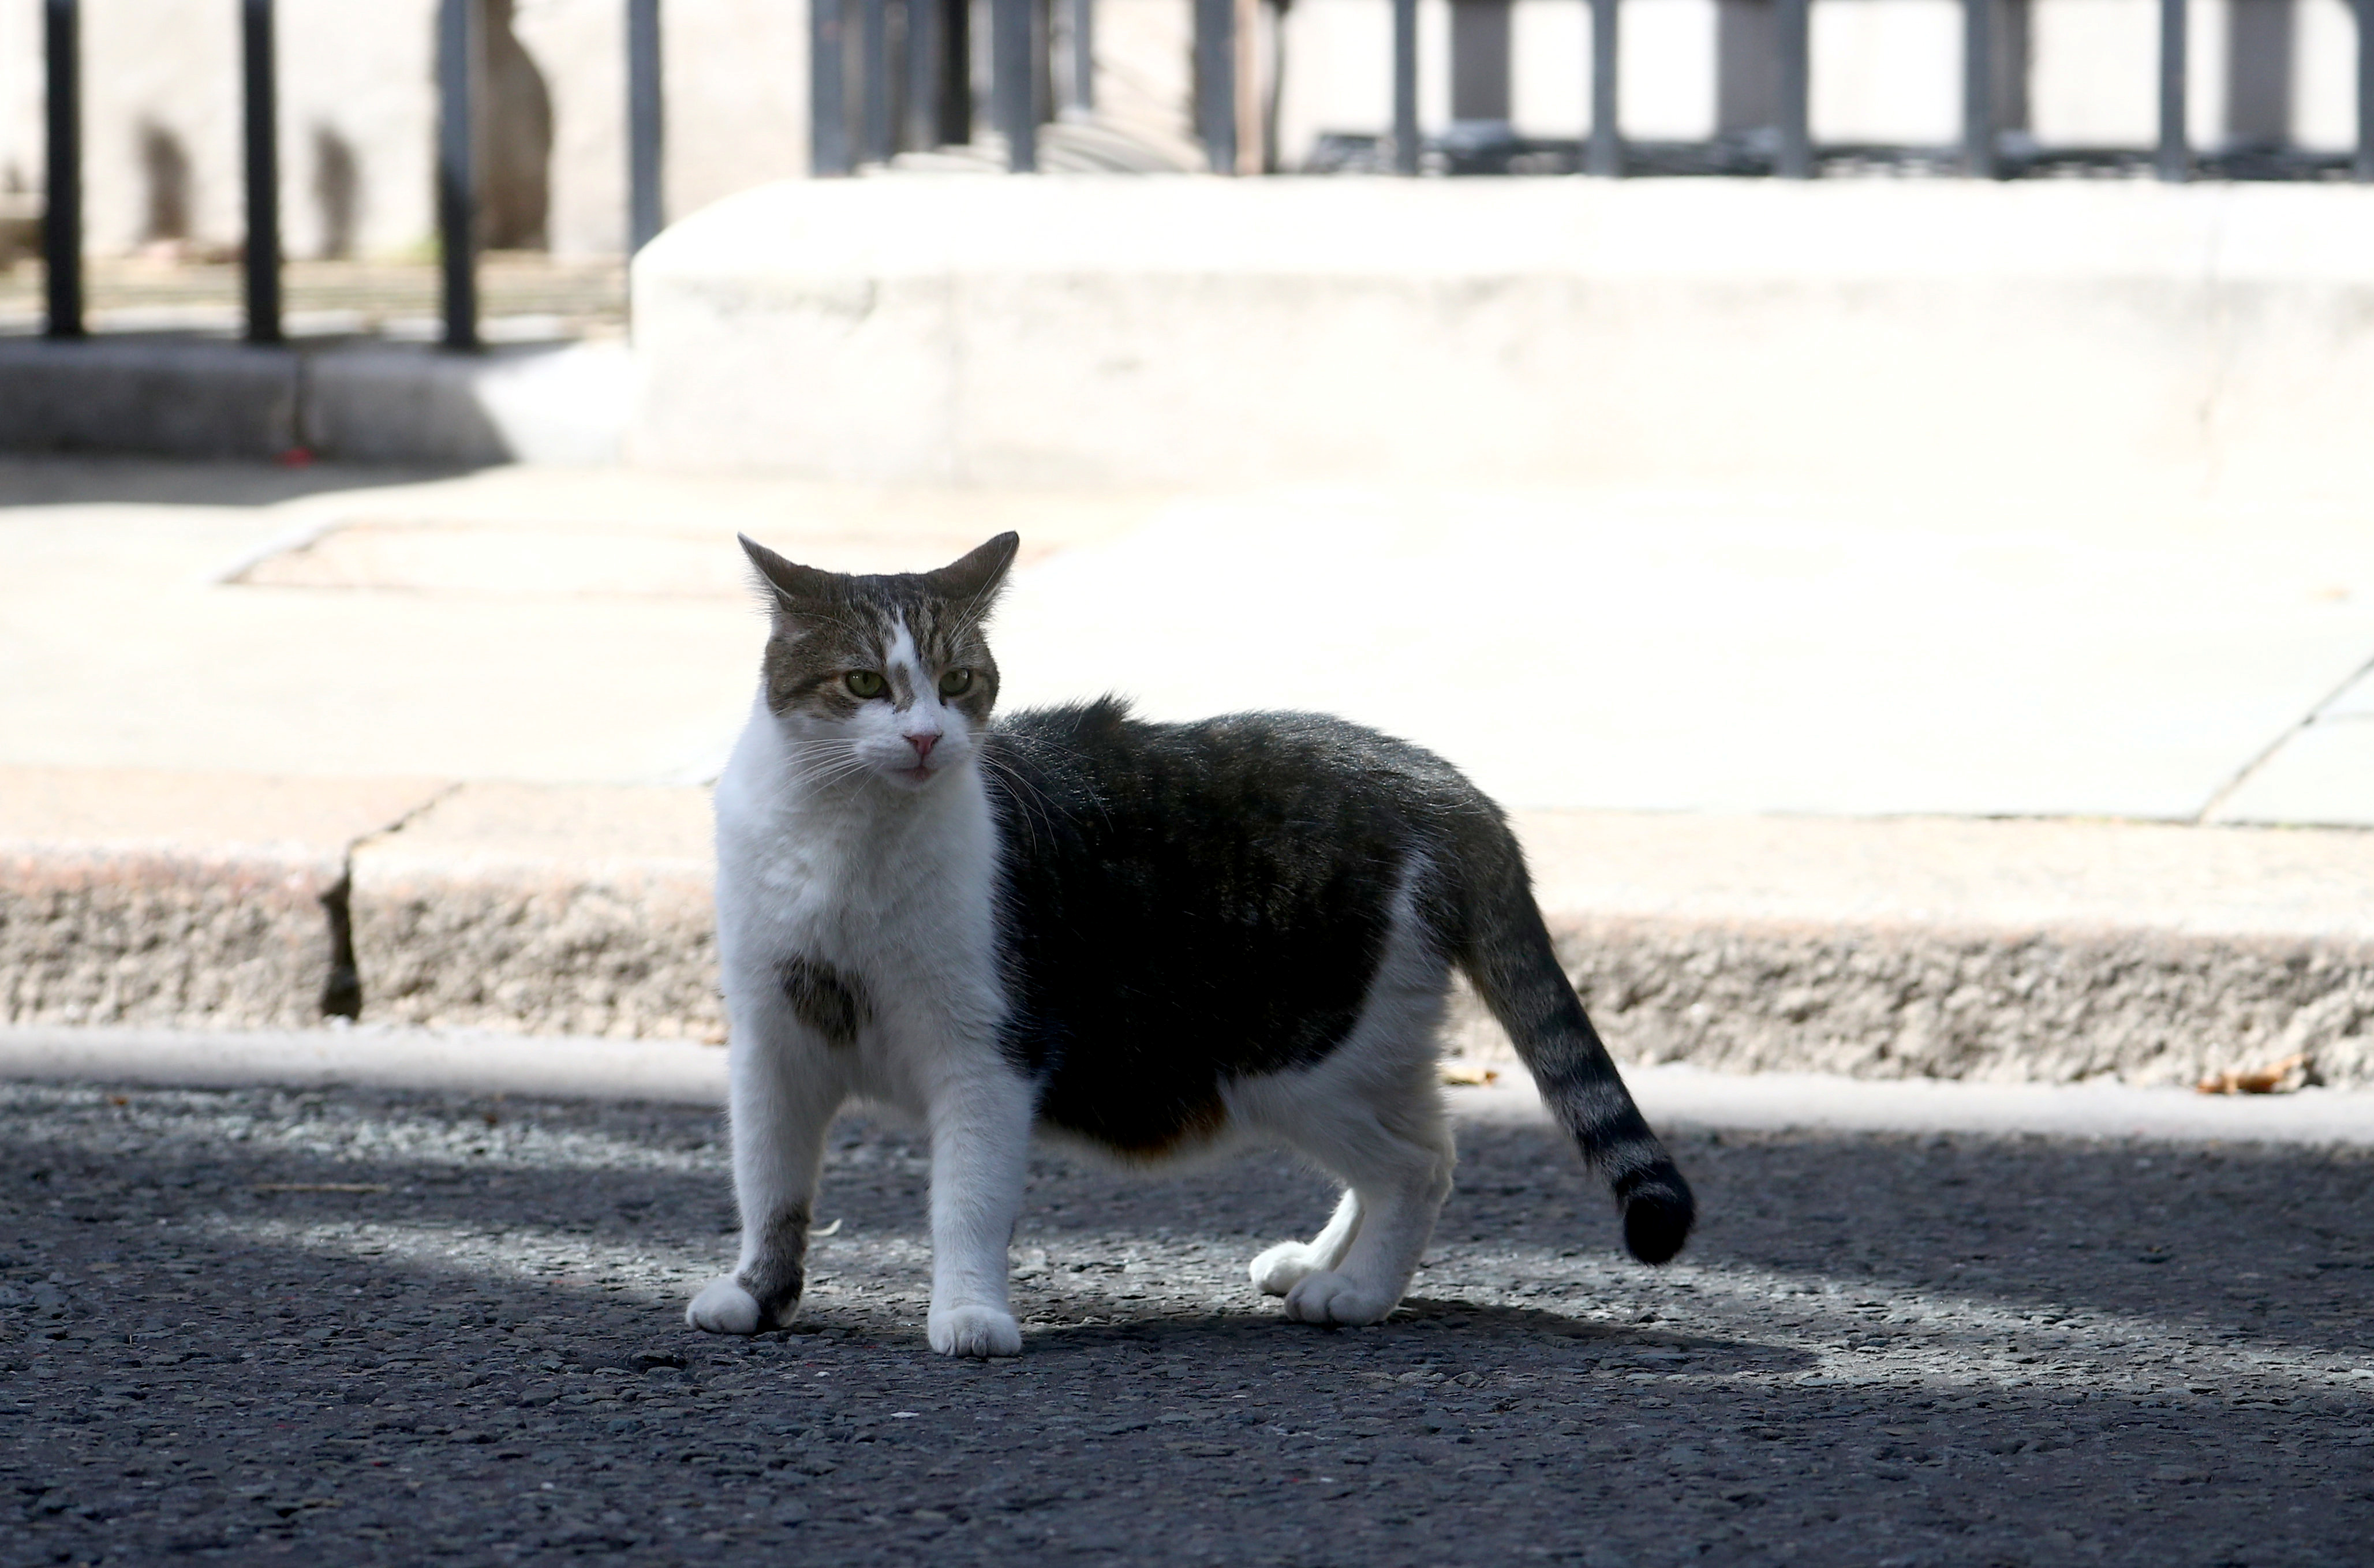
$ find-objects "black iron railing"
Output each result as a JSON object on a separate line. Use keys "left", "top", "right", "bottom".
{"left": 814, "top": 0, "right": 2374, "bottom": 184}
{"left": 38, "top": 0, "right": 664, "bottom": 348}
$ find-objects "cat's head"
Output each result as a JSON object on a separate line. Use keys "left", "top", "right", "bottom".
{"left": 738, "top": 532, "right": 1019, "bottom": 792}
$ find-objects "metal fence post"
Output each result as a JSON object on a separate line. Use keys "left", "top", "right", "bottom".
{"left": 627, "top": 0, "right": 663, "bottom": 250}
{"left": 242, "top": 0, "right": 282, "bottom": 343}
{"left": 1777, "top": 0, "right": 1810, "bottom": 177}
{"left": 1194, "top": 0, "right": 1236, "bottom": 173}
{"left": 906, "top": 0, "right": 940, "bottom": 148}
{"left": 2157, "top": 0, "right": 2188, "bottom": 181}
{"left": 813, "top": 0, "right": 851, "bottom": 174}
{"left": 1392, "top": 0, "right": 1418, "bottom": 174}
{"left": 436, "top": 0, "right": 478, "bottom": 349}
{"left": 1069, "top": 0, "right": 1094, "bottom": 112}
{"left": 1588, "top": 0, "right": 1620, "bottom": 176}
{"left": 42, "top": 0, "right": 80, "bottom": 339}
{"left": 924, "top": 0, "right": 970, "bottom": 145}
{"left": 2357, "top": 0, "right": 2373, "bottom": 181}
{"left": 1963, "top": 0, "right": 1994, "bottom": 177}
{"left": 994, "top": 0, "right": 1037, "bottom": 169}
{"left": 861, "top": 0, "right": 893, "bottom": 164}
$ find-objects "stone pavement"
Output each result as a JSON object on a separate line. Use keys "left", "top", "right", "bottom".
{"left": 4, "top": 455, "right": 2374, "bottom": 1087}
{"left": 1, "top": 1065, "right": 2368, "bottom": 1566}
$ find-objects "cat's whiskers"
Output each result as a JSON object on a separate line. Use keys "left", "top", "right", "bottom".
{"left": 770, "top": 737, "right": 880, "bottom": 794}
{"left": 781, "top": 751, "right": 873, "bottom": 788}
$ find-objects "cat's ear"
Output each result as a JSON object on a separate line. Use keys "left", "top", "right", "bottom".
{"left": 739, "top": 533, "right": 839, "bottom": 611}
{"left": 922, "top": 532, "right": 1020, "bottom": 607}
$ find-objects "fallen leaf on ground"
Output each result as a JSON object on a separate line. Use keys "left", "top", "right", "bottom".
{"left": 2195, "top": 1053, "right": 2308, "bottom": 1095}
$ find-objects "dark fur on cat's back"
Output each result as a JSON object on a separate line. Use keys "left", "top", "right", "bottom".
{"left": 984, "top": 698, "right": 1695, "bottom": 1263}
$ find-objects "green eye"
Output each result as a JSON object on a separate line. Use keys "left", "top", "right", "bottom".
{"left": 844, "top": 671, "right": 886, "bottom": 699}
{"left": 938, "top": 668, "right": 974, "bottom": 697}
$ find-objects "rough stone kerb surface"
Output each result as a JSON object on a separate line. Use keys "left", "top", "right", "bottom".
{"left": 348, "top": 781, "right": 722, "bottom": 1041}
{"left": 1460, "top": 811, "right": 2374, "bottom": 1090}
{"left": 0, "top": 768, "right": 447, "bottom": 1030}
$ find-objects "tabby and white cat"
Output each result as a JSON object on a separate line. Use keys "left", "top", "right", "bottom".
{"left": 687, "top": 533, "right": 1693, "bottom": 1357}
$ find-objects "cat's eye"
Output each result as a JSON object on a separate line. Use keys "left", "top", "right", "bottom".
{"left": 938, "top": 668, "right": 974, "bottom": 697}
{"left": 844, "top": 671, "right": 886, "bottom": 699}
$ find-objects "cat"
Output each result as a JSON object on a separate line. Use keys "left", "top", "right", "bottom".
{"left": 687, "top": 531, "right": 1694, "bottom": 1357}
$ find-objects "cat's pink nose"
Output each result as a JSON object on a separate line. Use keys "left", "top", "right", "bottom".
{"left": 907, "top": 734, "right": 938, "bottom": 761}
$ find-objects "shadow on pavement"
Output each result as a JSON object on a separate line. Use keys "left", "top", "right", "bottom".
{"left": 0, "top": 454, "right": 477, "bottom": 510}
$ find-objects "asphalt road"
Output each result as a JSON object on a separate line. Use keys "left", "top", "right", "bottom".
{"left": 2, "top": 1077, "right": 2369, "bottom": 1566}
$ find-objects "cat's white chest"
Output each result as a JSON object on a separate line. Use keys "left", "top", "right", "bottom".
{"left": 712, "top": 710, "right": 1005, "bottom": 1098}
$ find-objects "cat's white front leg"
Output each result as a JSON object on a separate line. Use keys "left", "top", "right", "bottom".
{"left": 688, "top": 1004, "right": 843, "bottom": 1335}
{"left": 924, "top": 1065, "right": 1034, "bottom": 1358}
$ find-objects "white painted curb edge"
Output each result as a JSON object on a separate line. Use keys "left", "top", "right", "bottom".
{"left": 1455, "top": 1063, "right": 2374, "bottom": 1147}
{"left": 0, "top": 1026, "right": 728, "bottom": 1106}
{"left": 6, "top": 1027, "right": 2372, "bottom": 1146}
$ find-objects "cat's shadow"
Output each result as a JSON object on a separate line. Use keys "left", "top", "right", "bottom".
{"left": 1024, "top": 1296, "right": 1813, "bottom": 1372}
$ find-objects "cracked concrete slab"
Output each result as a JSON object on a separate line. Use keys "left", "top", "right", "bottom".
{"left": 2315, "top": 667, "right": 2374, "bottom": 720}
{"left": 2208, "top": 717, "right": 2374, "bottom": 829}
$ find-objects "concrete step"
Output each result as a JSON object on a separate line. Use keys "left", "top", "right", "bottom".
{"left": 631, "top": 175, "right": 2374, "bottom": 505}
{"left": 7, "top": 764, "right": 2370, "bottom": 1090}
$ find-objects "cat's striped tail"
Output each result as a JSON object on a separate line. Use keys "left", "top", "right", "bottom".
{"left": 1453, "top": 847, "right": 1696, "bottom": 1265}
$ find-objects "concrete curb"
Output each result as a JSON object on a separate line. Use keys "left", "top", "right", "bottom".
{"left": 5, "top": 1025, "right": 2367, "bottom": 1147}
{"left": 0, "top": 769, "right": 452, "bottom": 1031}
{"left": 8, "top": 765, "right": 2374, "bottom": 1088}
{"left": 349, "top": 782, "right": 720, "bottom": 1041}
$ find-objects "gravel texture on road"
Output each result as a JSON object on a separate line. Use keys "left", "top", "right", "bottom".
{"left": 2, "top": 1079, "right": 2369, "bottom": 1566}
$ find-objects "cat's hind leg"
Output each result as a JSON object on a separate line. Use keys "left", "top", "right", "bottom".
{"left": 688, "top": 999, "right": 844, "bottom": 1335}
{"left": 1277, "top": 1105, "right": 1455, "bottom": 1328}
{"left": 1231, "top": 1045, "right": 1457, "bottom": 1328}
{"left": 1239, "top": 874, "right": 1458, "bottom": 1326}
{"left": 1249, "top": 1188, "right": 1363, "bottom": 1297}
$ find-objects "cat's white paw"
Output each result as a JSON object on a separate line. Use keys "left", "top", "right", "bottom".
{"left": 686, "top": 1277, "right": 764, "bottom": 1335}
{"left": 1281, "top": 1271, "right": 1395, "bottom": 1327}
{"left": 1250, "top": 1241, "right": 1325, "bottom": 1297}
{"left": 929, "top": 1304, "right": 1022, "bottom": 1359}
